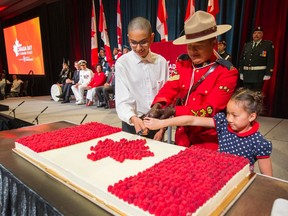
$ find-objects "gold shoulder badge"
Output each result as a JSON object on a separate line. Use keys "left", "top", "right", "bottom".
{"left": 169, "top": 74, "right": 180, "bottom": 81}
{"left": 190, "top": 106, "right": 213, "bottom": 116}
{"left": 219, "top": 86, "right": 230, "bottom": 92}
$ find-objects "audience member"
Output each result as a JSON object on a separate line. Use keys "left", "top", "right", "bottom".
{"left": 144, "top": 88, "right": 272, "bottom": 176}
{"left": 57, "top": 62, "right": 72, "bottom": 89}
{"left": 0, "top": 73, "right": 10, "bottom": 96}
{"left": 59, "top": 61, "right": 81, "bottom": 103}
{"left": 239, "top": 26, "right": 275, "bottom": 91}
{"left": 96, "top": 64, "right": 115, "bottom": 109}
{"left": 86, "top": 64, "right": 106, "bottom": 106}
{"left": 113, "top": 48, "right": 122, "bottom": 62}
{"left": 146, "top": 11, "right": 238, "bottom": 149}
{"left": 98, "top": 47, "right": 110, "bottom": 74}
{"left": 218, "top": 40, "right": 232, "bottom": 62}
{"left": 115, "top": 17, "right": 169, "bottom": 140}
{"left": 10, "top": 75, "right": 23, "bottom": 96}
{"left": 122, "top": 45, "right": 131, "bottom": 54}
{"left": 71, "top": 60, "right": 94, "bottom": 105}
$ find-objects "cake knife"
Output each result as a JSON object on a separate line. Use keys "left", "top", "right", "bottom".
{"left": 129, "top": 130, "right": 143, "bottom": 141}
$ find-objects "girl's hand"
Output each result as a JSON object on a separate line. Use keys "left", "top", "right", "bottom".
{"left": 144, "top": 117, "right": 163, "bottom": 130}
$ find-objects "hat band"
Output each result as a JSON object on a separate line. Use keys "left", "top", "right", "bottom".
{"left": 185, "top": 26, "right": 217, "bottom": 40}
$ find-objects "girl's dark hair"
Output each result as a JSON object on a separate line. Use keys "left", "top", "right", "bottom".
{"left": 231, "top": 87, "right": 264, "bottom": 115}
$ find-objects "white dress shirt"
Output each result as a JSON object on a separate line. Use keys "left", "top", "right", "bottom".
{"left": 115, "top": 50, "right": 169, "bottom": 124}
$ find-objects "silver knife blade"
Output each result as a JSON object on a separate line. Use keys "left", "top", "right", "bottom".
{"left": 129, "top": 130, "right": 143, "bottom": 141}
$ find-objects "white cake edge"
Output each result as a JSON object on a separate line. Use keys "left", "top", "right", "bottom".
{"left": 192, "top": 163, "right": 251, "bottom": 216}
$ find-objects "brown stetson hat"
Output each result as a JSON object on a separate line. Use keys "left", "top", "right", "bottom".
{"left": 173, "top": 11, "right": 231, "bottom": 45}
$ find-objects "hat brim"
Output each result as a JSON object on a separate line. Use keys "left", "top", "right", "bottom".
{"left": 173, "top": 24, "right": 232, "bottom": 45}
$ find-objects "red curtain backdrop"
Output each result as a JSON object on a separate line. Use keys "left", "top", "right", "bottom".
{"left": 236, "top": 0, "right": 288, "bottom": 117}
{"left": 253, "top": 0, "right": 288, "bottom": 116}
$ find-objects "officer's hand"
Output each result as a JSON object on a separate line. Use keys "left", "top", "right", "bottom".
{"left": 145, "top": 103, "right": 162, "bottom": 118}
{"left": 158, "top": 105, "right": 175, "bottom": 119}
{"left": 263, "top": 75, "right": 271, "bottom": 80}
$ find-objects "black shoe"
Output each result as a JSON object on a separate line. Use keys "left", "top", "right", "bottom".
{"left": 61, "top": 100, "right": 70, "bottom": 103}
{"left": 97, "top": 103, "right": 106, "bottom": 108}
{"left": 56, "top": 94, "right": 64, "bottom": 98}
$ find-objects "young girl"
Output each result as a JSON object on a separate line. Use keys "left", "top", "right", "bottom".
{"left": 144, "top": 88, "right": 272, "bottom": 176}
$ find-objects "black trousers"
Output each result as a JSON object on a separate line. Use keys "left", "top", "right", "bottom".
{"left": 243, "top": 82, "right": 264, "bottom": 92}
{"left": 122, "top": 121, "right": 158, "bottom": 139}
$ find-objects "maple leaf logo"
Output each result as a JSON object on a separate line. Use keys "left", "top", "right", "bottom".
{"left": 13, "top": 39, "right": 22, "bottom": 56}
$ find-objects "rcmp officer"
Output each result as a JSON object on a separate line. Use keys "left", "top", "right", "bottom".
{"left": 146, "top": 11, "right": 238, "bottom": 150}
{"left": 218, "top": 40, "right": 232, "bottom": 62}
{"left": 239, "top": 26, "right": 275, "bottom": 91}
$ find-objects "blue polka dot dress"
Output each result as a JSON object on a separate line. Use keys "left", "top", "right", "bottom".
{"left": 213, "top": 113, "right": 272, "bottom": 169}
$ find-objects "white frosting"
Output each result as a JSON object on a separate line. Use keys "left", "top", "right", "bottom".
{"left": 15, "top": 131, "right": 250, "bottom": 216}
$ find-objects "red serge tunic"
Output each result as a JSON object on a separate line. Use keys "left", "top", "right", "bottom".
{"left": 152, "top": 55, "right": 238, "bottom": 150}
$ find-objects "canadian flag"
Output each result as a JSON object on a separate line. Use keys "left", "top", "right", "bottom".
{"left": 99, "top": 0, "right": 113, "bottom": 66}
{"left": 91, "top": 0, "right": 98, "bottom": 67}
{"left": 185, "top": 0, "right": 195, "bottom": 23}
{"left": 117, "top": 0, "right": 122, "bottom": 50}
{"left": 207, "top": 0, "right": 219, "bottom": 18}
{"left": 156, "top": 0, "right": 168, "bottom": 42}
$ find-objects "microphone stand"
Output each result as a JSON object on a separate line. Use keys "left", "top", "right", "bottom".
{"left": 80, "top": 114, "right": 87, "bottom": 124}
{"left": 9, "top": 101, "right": 25, "bottom": 119}
{"left": 32, "top": 106, "right": 48, "bottom": 125}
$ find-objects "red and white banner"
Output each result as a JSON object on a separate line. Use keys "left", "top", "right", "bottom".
{"left": 99, "top": 0, "right": 113, "bottom": 66}
{"left": 207, "top": 0, "right": 219, "bottom": 18}
{"left": 185, "top": 0, "right": 195, "bottom": 23}
{"left": 156, "top": 0, "right": 168, "bottom": 42}
{"left": 117, "top": 0, "right": 122, "bottom": 50}
{"left": 91, "top": 0, "right": 98, "bottom": 67}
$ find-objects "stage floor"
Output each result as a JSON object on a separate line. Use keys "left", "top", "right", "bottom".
{"left": 0, "top": 95, "right": 287, "bottom": 181}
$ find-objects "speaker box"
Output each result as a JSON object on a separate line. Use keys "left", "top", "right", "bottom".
{"left": 0, "top": 104, "right": 9, "bottom": 111}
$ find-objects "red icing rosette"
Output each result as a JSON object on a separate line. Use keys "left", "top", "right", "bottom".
{"left": 108, "top": 147, "right": 250, "bottom": 216}
{"left": 16, "top": 122, "right": 121, "bottom": 152}
{"left": 87, "top": 138, "right": 154, "bottom": 162}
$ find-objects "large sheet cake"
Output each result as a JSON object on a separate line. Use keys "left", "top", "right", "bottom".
{"left": 14, "top": 122, "right": 253, "bottom": 216}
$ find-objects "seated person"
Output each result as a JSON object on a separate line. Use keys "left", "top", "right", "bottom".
{"left": 57, "top": 62, "right": 72, "bottom": 90}
{"left": 113, "top": 47, "right": 122, "bottom": 62}
{"left": 86, "top": 64, "right": 106, "bottom": 106}
{"left": 98, "top": 47, "right": 111, "bottom": 74}
{"left": 0, "top": 73, "right": 10, "bottom": 96}
{"left": 71, "top": 60, "right": 94, "bottom": 105}
{"left": 59, "top": 61, "right": 81, "bottom": 103}
{"left": 95, "top": 65, "right": 115, "bottom": 109}
{"left": 10, "top": 75, "right": 23, "bottom": 96}
{"left": 122, "top": 45, "right": 131, "bottom": 54}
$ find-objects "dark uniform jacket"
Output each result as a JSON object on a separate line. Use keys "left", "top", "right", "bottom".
{"left": 239, "top": 40, "right": 274, "bottom": 83}
{"left": 219, "top": 51, "right": 232, "bottom": 63}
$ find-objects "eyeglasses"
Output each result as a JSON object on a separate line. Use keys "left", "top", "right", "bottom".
{"left": 129, "top": 39, "right": 150, "bottom": 48}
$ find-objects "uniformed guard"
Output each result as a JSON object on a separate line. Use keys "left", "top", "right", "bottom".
{"left": 239, "top": 26, "right": 275, "bottom": 91}
{"left": 217, "top": 40, "right": 232, "bottom": 62}
{"left": 146, "top": 11, "right": 238, "bottom": 150}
